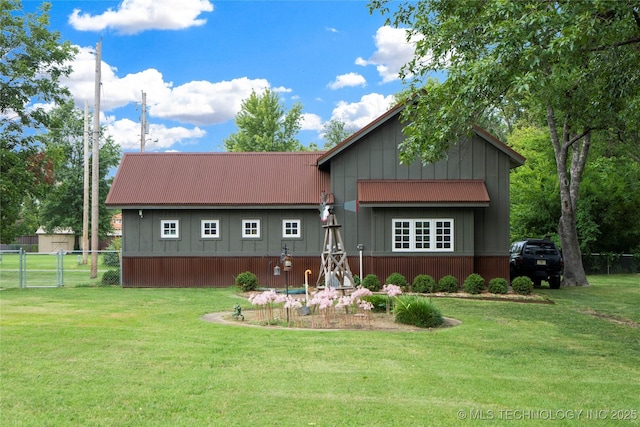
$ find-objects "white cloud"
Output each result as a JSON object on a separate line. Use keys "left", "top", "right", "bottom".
{"left": 272, "top": 86, "right": 292, "bottom": 94}
{"left": 68, "top": 0, "right": 214, "bottom": 35}
{"left": 60, "top": 45, "right": 279, "bottom": 149}
{"left": 62, "top": 47, "right": 272, "bottom": 126}
{"left": 356, "top": 26, "right": 421, "bottom": 83}
{"left": 106, "top": 116, "right": 206, "bottom": 150}
{"left": 150, "top": 78, "right": 271, "bottom": 126}
{"left": 300, "top": 113, "right": 323, "bottom": 132}
{"left": 331, "top": 93, "right": 395, "bottom": 129}
{"left": 327, "top": 72, "right": 366, "bottom": 90}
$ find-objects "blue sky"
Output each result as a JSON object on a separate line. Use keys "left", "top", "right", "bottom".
{"left": 24, "top": 0, "right": 419, "bottom": 153}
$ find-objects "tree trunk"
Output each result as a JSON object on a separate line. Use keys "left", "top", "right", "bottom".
{"left": 546, "top": 106, "right": 590, "bottom": 287}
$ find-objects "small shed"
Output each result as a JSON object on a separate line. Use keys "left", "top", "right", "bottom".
{"left": 36, "top": 227, "right": 74, "bottom": 253}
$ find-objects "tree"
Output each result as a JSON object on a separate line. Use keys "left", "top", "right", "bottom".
{"left": 321, "top": 119, "right": 357, "bottom": 149}
{"left": 0, "top": 1, "right": 77, "bottom": 243}
{"left": 369, "top": 0, "right": 640, "bottom": 286}
{"left": 224, "top": 89, "right": 304, "bottom": 152}
{"left": 509, "top": 125, "right": 561, "bottom": 243}
{"left": 509, "top": 124, "right": 640, "bottom": 254}
{"left": 38, "top": 101, "right": 121, "bottom": 248}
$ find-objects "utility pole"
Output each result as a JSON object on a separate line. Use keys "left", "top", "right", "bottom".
{"left": 140, "top": 90, "right": 147, "bottom": 152}
{"left": 90, "top": 40, "right": 101, "bottom": 279}
{"left": 82, "top": 100, "right": 89, "bottom": 265}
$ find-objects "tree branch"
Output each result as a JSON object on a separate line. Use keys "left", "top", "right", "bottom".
{"left": 566, "top": 128, "right": 591, "bottom": 148}
{"left": 590, "top": 36, "right": 640, "bottom": 52}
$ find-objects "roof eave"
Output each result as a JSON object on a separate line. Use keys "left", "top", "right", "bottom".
{"left": 359, "top": 202, "right": 490, "bottom": 208}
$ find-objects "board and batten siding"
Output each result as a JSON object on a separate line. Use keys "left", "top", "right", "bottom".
{"left": 122, "top": 209, "right": 325, "bottom": 257}
{"left": 327, "top": 119, "right": 512, "bottom": 259}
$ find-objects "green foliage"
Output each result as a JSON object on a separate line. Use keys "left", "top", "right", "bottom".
{"left": 412, "top": 274, "right": 436, "bottom": 293}
{"left": 353, "top": 275, "right": 361, "bottom": 287}
{"left": 223, "top": 89, "right": 304, "bottom": 152}
{"left": 321, "top": 119, "right": 357, "bottom": 149}
{"left": 393, "top": 295, "right": 444, "bottom": 328}
{"left": 511, "top": 276, "right": 534, "bottom": 295}
{"left": 385, "top": 272, "right": 409, "bottom": 291}
{"left": 509, "top": 126, "right": 561, "bottom": 243}
{"left": 361, "top": 294, "right": 387, "bottom": 313}
{"left": 101, "top": 270, "right": 120, "bottom": 286}
{"left": 510, "top": 126, "right": 640, "bottom": 254}
{"left": 362, "top": 273, "right": 381, "bottom": 292}
{"left": 371, "top": 0, "right": 640, "bottom": 285}
{"left": 488, "top": 278, "right": 509, "bottom": 294}
{"left": 103, "top": 239, "right": 120, "bottom": 267}
{"left": 437, "top": 275, "right": 459, "bottom": 293}
{"left": 463, "top": 273, "right": 485, "bottom": 295}
{"left": 0, "top": 1, "right": 77, "bottom": 243}
{"left": 235, "top": 271, "right": 258, "bottom": 292}
{"left": 38, "top": 102, "right": 121, "bottom": 241}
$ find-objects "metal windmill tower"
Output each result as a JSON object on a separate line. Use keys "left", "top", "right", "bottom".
{"left": 317, "top": 192, "right": 355, "bottom": 289}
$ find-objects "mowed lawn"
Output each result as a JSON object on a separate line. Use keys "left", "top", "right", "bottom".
{"left": 1, "top": 276, "right": 639, "bottom": 426}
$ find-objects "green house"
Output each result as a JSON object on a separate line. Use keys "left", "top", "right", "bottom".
{"left": 106, "top": 103, "right": 524, "bottom": 287}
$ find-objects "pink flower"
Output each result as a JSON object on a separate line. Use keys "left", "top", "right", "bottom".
{"left": 284, "top": 296, "right": 302, "bottom": 309}
{"left": 351, "top": 286, "right": 372, "bottom": 299}
{"left": 382, "top": 284, "right": 403, "bottom": 297}
{"left": 358, "top": 300, "right": 373, "bottom": 311}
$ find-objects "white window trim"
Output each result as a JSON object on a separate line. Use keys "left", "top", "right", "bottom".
{"left": 282, "top": 219, "right": 301, "bottom": 238}
{"left": 160, "top": 219, "right": 180, "bottom": 239}
{"left": 392, "top": 218, "right": 454, "bottom": 252}
{"left": 242, "top": 219, "right": 261, "bottom": 238}
{"left": 201, "top": 219, "right": 220, "bottom": 239}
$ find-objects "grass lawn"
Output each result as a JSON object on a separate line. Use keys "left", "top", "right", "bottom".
{"left": 1, "top": 276, "right": 639, "bottom": 426}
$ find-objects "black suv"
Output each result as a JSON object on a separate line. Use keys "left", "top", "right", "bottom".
{"left": 509, "top": 239, "right": 563, "bottom": 289}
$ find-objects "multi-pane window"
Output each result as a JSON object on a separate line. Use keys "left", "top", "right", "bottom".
{"left": 392, "top": 219, "right": 453, "bottom": 252}
{"left": 161, "top": 220, "right": 179, "bottom": 238}
{"left": 201, "top": 220, "right": 219, "bottom": 238}
{"left": 434, "top": 220, "right": 453, "bottom": 250}
{"left": 242, "top": 219, "right": 261, "bottom": 238}
{"left": 282, "top": 219, "right": 301, "bottom": 238}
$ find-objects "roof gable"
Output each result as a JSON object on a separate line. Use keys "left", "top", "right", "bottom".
{"left": 317, "top": 101, "right": 525, "bottom": 169}
{"left": 106, "top": 152, "right": 330, "bottom": 207}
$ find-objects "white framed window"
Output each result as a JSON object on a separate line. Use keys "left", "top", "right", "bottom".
{"left": 201, "top": 219, "right": 219, "bottom": 238}
{"left": 392, "top": 219, "right": 453, "bottom": 252}
{"left": 242, "top": 219, "right": 261, "bottom": 238}
{"left": 161, "top": 220, "right": 179, "bottom": 238}
{"left": 282, "top": 219, "right": 301, "bottom": 238}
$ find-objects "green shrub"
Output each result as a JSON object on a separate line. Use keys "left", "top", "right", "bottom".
{"left": 235, "top": 271, "right": 258, "bottom": 292}
{"left": 412, "top": 274, "right": 436, "bottom": 293}
{"left": 437, "top": 275, "right": 459, "bottom": 293}
{"left": 101, "top": 269, "right": 120, "bottom": 286}
{"left": 361, "top": 294, "right": 387, "bottom": 312}
{"left": 394, "top": 295, "right": 444, "bottom": 328}
{"left": 385, "top": 272, "right": 409, "bottom": 291}
{"left": 463, "top": 273, "right": 485, "bottom": 294}
{"left": 103, "top": 238, "right": 121, "bottom": 267}
{"left": 362, "top": 274, "right": 381, "bottom": 292}
{"left": 488, "top": 278, "right": 509, "bottom": 294}
{"left": 353, "top": 275, "right": 361, "bottom": 287}
{"left": 511, "top": 276, "right": 534, "bottom": 295}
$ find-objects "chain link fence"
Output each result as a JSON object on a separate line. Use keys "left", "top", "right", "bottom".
{"left": 0, "top": 249, "right": 121, "bottom": 289}
{"left": 582, "top": 253, "right": 640, "bottom": 275}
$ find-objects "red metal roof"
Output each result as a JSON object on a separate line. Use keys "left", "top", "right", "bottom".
{"left": 106, "top": 152, "right": 330, "bottom": 207}
{"left": 357, "top": 180, "right": 490, "bottom": 204}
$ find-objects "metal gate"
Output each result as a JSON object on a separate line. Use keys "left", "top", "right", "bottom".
{"left": 0, "top": 249, "right": 121, "bottom": 289}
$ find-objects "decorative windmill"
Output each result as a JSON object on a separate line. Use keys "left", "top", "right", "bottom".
{"left": 317, "top": 192, "right": 356, "bottom": 289}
